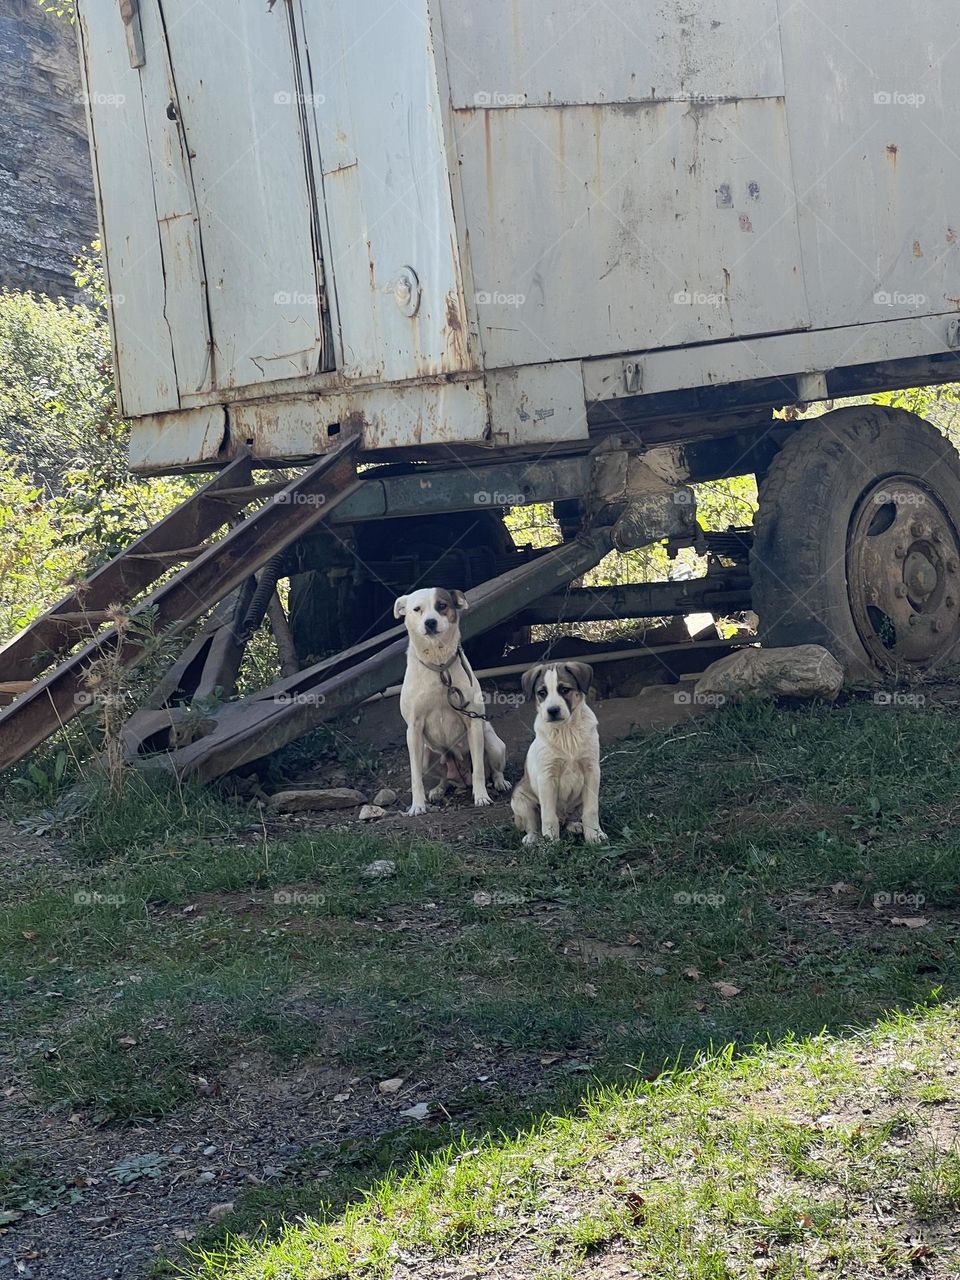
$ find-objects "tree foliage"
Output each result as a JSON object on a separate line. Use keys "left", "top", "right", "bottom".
{"left": 0, "top": 248, "right": 188, "bottom": 642}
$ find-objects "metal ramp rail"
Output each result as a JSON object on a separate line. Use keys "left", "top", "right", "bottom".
{"left": 0, "top": 437, "right": 360, "bottom": 772}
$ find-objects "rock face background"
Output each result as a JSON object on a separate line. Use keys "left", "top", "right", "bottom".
{"left": 0, "top": 2, "right": 97, "bottom": 299}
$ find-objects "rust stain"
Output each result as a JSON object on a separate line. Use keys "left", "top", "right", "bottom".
{"left": 913, "top": 240, "right": 924, "bottom": 258}
{"left": 947, "top": 228, "right": 958, "bottom": 245}
{"left": 739, "top": 213, "right": 753, "bottom": 233}
{"left": 484, "top": 110, "right": 495, "bottom": 229}
{"left": 442, "top": 290, "right": 468, "bottom": 369}
{"left": 886, "top": 143, "right": 898, "bottom": 163}
{"left": 367, "top": 240, "right": 375, "bottom": 290}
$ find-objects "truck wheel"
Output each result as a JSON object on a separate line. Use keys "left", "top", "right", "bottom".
{"left": 751, "top": 406, "right": 960, "bottom": 678}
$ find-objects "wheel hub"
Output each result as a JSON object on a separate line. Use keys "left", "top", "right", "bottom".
{"left": 848, "top": 477, "right": 960, "bottom": 668}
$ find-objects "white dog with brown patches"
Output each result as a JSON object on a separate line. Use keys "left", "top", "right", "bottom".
{"left": 394, "top": 587, "right": 510, "bottom": 816}
{"left": 511, "top": 662, "right": 607, "bottom": 845}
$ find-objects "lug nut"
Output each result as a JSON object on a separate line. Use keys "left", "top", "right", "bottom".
{"left": 895, "top": 544, "right": 907, "bottom": 559}
{"left": 933, "top": 619, "right": 945, "bottom": 633}
{"left": 949, "top": 560, "right": 959, "bottom": 574}
{"left": 912, "top": 521, "right": 926, "bottom": 537}
{"left": 908, "top": 615, "right": 919, "bottom": 626}
{"left": 894, "top": 584, "right": 907, "bottom": 598}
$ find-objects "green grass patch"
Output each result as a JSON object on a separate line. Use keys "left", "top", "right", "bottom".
{"left": 179, "top": 1006, "right": 960, "bottom": 1278}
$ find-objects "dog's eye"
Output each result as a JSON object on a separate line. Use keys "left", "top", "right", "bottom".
{"left": 436, "top": 602, "right": 447, "bottom": 612}
{"left": 536, "top": 687, "right": 547, "bottom": 699}
{"left": 413, "top": 606, "right": 422, "bottom": 613}
{"left": 558, "top": 685, "right": 571, "bottom": 695}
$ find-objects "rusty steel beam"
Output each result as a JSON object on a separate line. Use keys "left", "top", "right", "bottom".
{"left": 0, "top": 455, "right": 254, "bottom": 685}
{"left": 0, "top": 437, "right": 361, "bottom": 774}
{"left": 517, "top": 573, "right": 753, "bottom": 624}
{"left": 145, "top": 527, "right": 614, "bottom": 783}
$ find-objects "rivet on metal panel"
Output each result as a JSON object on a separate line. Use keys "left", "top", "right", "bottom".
{"left": 946, "top": 319, "right": 960, "bottom": 350}
{"left": 393, "top": 267, "right": 422, "bottom": 318}
{"left": 622, "top": 361, "right": 643, "bottom": 394}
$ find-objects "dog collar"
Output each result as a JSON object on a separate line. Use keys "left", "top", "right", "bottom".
{"left": 414, "top": 647, "right": 462, "bottom": 675}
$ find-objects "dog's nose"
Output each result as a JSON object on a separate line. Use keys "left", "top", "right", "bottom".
{"left": 547, "top": 704, "right": 563, "bottom": 720}
{"left": 424, "top": 617, "right": 438, "bottom": 634}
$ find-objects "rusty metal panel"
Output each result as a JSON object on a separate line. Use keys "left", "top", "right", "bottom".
{"left": 779, "top": 0, "right": 960, "bottom": 330}
{"left": 485, "top": 363, "right": 589, "bottom": 448}
{"left": 299, "top": 0, "right": 477, "bottom": 383}
{"left": 127, "top": 381, "right": 490, "bottom": 472}
{"left": 584, "top": 314, "right": 960, "bottom": 404}
{"left": 154, "top": 0, "right": 327, "bottom": 389}
{"left": 76, "top": 3, "right": 179, "bottom": 416}
{"left": 453, "top": 98, "right": 809, "bottom": 369}
{"left": 435, "top": 0, "right": 785, "bottom": 108}
{"left": 128, "top": 406, "right": 227, "bottom": 473}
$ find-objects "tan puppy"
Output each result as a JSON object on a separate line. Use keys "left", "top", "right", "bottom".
{"left": 394, "top": 587, "right": 509, "bottom": 816}
{"left": 511, "top": 662, "right": 607, "bottom": 845}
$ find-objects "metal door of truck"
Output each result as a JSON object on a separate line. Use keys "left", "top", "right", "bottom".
{"left": 76, "top": 0, "right": 328, "bottom": 418}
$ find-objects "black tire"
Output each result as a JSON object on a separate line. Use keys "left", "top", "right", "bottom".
{"left": 751, "top": 406, "right": 960, "bottom": 679}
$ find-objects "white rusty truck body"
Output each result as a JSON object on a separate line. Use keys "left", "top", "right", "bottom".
{"left": 76, "top": 0, "right": 960, "bottom": 473}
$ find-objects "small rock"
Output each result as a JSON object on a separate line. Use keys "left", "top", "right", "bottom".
{"left": 198, "top": 1171, "right": 215, "bottom": 1183}
{"left": 378, "top": 1077, "right": 404, "bottom": 1094}
{"left": 267, "top": 788, "right": 366, "bottom": 813}
{"left": 400, "top": 1102, "right": 431, "bottom": 1121}
{"left": 362, "top": 859, "right": 396, "bottom": 879}
{"left": 358, "top": 805, "right": 387, "bottom": 822}
{"left": 202, "top": 1144, "right": 216, "bottom": 1156}
{"left": 207, "top": 1202, "right": 234, "bottom": 1222}
{"left": 694, "top": 645, "right": 844, "bottom": 703}
{"left": 373, "top": 788, "right": 397, "bottom": 807}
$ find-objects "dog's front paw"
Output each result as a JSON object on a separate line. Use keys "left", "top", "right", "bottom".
{"left": 407, "top": 802, "right": 430, "bottom": 817}
{"left": 427, "top": 782, "right": 450, "bottom": 803}
{"left": 492, "top": 773, "right": 511, "bottom": 793}
{"left": 584, "top": 827, "right": 608, "bottom": 845}
{"left": 473, "top": 791, "right": 493, "bottom": 807}
{"left": 521, "top": 831, "right": 540, "bottom": 846}
{"left": 565, "top": 819, "right": 583, "bottom": 836}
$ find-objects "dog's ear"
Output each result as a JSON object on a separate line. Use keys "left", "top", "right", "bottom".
{"left": 450, "top": 590, "right": 469, "bottom": 611}
{"left": 393, "top": 595, "right": 408, "bottom": 619}
{"left": 521, "top": 664, "right": 543, "bottom": 701}
{"left": 564, "top": 662, "right": 594, "bottom": 693}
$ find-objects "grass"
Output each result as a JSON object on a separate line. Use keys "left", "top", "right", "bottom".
{"left": 183, "top": 1007, "right": 960, "bottom": 1278}
{"left": 3, "top": 695, "right": 960, "bottom": 1271}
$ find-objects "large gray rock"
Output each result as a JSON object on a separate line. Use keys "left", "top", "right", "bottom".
{"left": 267, "top": 788, "right": 366, "bottom": 813}
{"left": 694, "top": 645, "right": 844, "bottom": 703}
{"left": 0, "top": 2, "right": 97, "bottom": 298}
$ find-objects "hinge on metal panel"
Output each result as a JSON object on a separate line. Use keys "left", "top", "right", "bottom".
{"left": 119, "top": 0, "right": 146, "bottom": 68}
{"left": 622, "top": 360, "right": 643, "bottom": 394}
{"left": 947, "top": 318, "right": 960, "bottom": 350}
